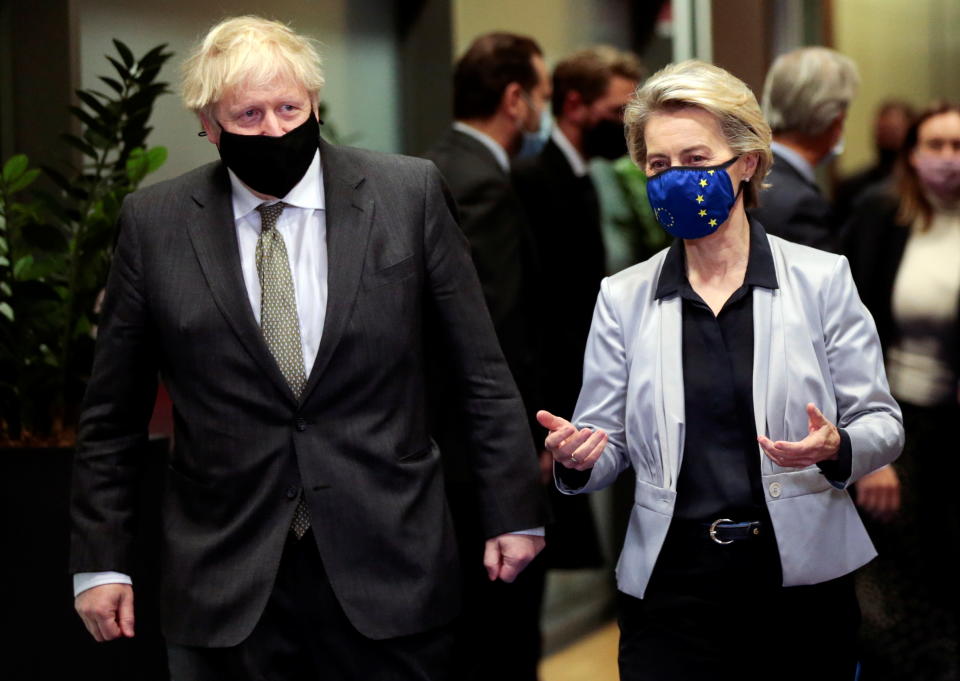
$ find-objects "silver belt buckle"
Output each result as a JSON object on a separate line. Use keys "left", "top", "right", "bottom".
{"left": 709, "top": 518, "right": 735, "bottom": 545}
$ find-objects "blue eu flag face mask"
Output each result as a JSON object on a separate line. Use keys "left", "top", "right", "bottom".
{"left": 647, "top": 156, "right": 741, "bottom": 239}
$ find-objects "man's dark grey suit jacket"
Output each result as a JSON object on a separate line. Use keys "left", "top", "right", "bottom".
{"left": 751, "top": 149, "right": 837, "bottom": 252}
{"left": 69, "top": 138, "right": 546, "bottom": 647}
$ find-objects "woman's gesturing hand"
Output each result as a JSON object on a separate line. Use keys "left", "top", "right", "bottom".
{"left": 757, "top": 403, "right": 841, "bottom": 468}
{"left": 536, "top": 410, "right": 608, "bottom": 471}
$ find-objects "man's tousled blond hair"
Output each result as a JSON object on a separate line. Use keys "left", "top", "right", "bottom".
{"left": 181, "top": 15, "right": 324, "bottom": 118}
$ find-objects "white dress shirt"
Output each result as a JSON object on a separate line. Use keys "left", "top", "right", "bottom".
{"left": 75, "top": 149, "right": 539, "bottom": 597}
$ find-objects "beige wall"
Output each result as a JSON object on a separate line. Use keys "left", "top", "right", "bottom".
{"left": 452, "top": 0, "right": 632, "bottom": 66}
{"left": 833, "top": 0, "right": 960, "bottom": 175}
{"left": 74, "top": 0, "right": 401, "bottom": 185}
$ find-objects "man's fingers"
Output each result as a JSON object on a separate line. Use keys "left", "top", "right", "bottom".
{"left": 80, "top": 615, "right": 104, "bottom": 643}
{"left": 75, "top": 584, "right": 135, "bottom": 643}
{"left": 483, "top": 539, "right": 501, "bottom": 581}
{"left": 96, "top": 609, "right": 123, "bottom": 640}
{"left": 493, "top": 535, "right": 542, "bottom": 583}
{"left": 118, "top": 588, "right": 135, "bottom": 638}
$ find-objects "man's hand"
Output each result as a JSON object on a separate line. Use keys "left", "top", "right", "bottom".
{"left": 483, "top": 533, "right": 545, "bottom": 583}
{"left": 537, "top": 410, "right": 607, "bottom": 472}
{"left": 855, "top": 466, "right": 901, "bottom": 522}
{"left": 75, "top": 584, "right": 135, "bottom": 642}
{"left": 758, "top": 403, "right": 840, "bottom": 468}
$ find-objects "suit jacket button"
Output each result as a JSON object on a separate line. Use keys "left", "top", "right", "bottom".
{"left": 769, "top": 481, "right": 783, "bottom": 498}
{"left": 285, "top": 485, "right": 299, "bottom": 499}
{"left": 295, "top": 418, "right": 307, "bottom": 432}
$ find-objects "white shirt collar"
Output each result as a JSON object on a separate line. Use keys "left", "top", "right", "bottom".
{"left": 551, "top": 126, "right": 589, "bottom": 178}
{"left": 229, "top": 149, "right": 325, "bottom": 221}
{"left": 452, "top": 121, "right": 510, "bottom": 173}
{"left": 770, "top": 141, "right": 816, "bottom": 186}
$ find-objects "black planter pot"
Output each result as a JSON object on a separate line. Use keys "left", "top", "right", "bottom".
{"left": 2, "top": 438, "right": 170, "bottom": 681}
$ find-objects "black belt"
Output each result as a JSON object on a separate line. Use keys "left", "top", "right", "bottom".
{"left": 674, "top": 518, "right": 764, "bottom": 545}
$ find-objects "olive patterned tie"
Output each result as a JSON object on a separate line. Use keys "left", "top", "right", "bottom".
{"left": 256, "top": 201, "right": 311, "bottom": 539}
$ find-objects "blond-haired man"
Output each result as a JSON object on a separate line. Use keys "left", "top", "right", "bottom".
{"left": 70, "top": 16, "right": 545, "bottom": 680}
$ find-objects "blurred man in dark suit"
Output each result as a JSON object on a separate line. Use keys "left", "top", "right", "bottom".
{"left": 70, "top": 16, "right": 546, "bottom": 681}
{"left": 513, "top": 46, "right": 642, "bottom": 575}
{"left": 752, "top": 47, "right": 859, "bottom": 252}
{"left": 424, "top": 32, "right": 550, "bottom": 681}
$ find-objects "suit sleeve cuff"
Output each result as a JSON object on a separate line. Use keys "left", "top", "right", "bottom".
{"left": 817, "top": 428, "right": 852, "bottom": 486}
{"left": 73, "top": 571, "right": 133, "bottom": 598}
{"left": 509, "top": 527, "right": 545, "bottom": 537}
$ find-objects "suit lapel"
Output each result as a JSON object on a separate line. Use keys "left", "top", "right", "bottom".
{"left": 185, "top": 164, "right": 297, "bottom": 403}
{"left": 301, "top": 140, "right": 373, "bottom": 402}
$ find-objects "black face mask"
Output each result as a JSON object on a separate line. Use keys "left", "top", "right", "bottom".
{"left": 583, "top": 117, "right": 628, "bottom": 161}
{"left": 216, "top": 114, "right": 319, "bottom": 198}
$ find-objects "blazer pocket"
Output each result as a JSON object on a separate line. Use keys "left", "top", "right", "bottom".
{"left": 362, "top": 255, "right": 416, "bottom": 291}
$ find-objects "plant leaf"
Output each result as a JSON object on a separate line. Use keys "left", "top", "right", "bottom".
{"left": 0, "top": 302, "right": 13, "bottom": 322}
{"left": 113, "top": 39, "right": 135, "bottom": 69}
{"left": 145, "top": 146, "right": 167, "bottom": 174}
{"left": 75, "top": 90, "right": 109, "bottom": 118}
{"left": 68, "top": 106, "right": 113, "bottom": 139}
{"left": 99, "top": 76, "right": 123, "bottom": 94}
{"left": 138, "top": 43, "right": 170, "bottom": 68}
{"left": 60, "top": 133, "right": 99, "bottom": 160}
{"left": 6, "top": 168, "right": 41, "bottom": 194}
{"left": 13, "top": 255, "right": 34, "bottom": 280}
{"left": 106, "top": 56, "right": 131, "bottom": 82}
{"left": 2, "top": 154, "right": 29, "bottom": 184}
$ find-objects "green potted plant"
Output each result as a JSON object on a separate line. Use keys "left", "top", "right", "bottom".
{"left": 0, "top": 40, "right": 172, "bottom": 447}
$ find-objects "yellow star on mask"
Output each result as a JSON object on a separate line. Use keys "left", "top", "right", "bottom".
{"left": 708, "top": 218, "right": 718, "bottom": 227}
{"left": 695, "top": 194, "right": 705, "bottom": 204}
{"left": 707, "top": 170, "right": 716, "bottom": 175}
{"left": 698, "top": 209, "right": 707, "bottom": 217}
{"left": 699, "top": 179, "right": 708, "bottom": 187}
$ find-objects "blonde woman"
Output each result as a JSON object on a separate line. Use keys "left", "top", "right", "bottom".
{"left": 538, "top": 61, "right": 903, "bottom": 680}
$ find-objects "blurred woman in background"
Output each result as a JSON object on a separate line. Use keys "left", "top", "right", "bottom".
{"left": 844, "top": 101, "right": 960, "bottom": 681}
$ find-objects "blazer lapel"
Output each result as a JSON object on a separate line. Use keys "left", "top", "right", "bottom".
{"left": 753, "top": 240, "right": 788, "bottom": 475}
{"left": 185, "top": 164, "right": 297, "bottom": 403}
{"left": 655, "top": 294, "right": 685, "bottom": 491}
{"left": 301, "top": 140, "right": 373, "bottom": 402}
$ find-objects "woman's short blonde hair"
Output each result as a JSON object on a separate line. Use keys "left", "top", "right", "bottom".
{"left": 181, "top": 16, "right": 324, "bottom": 118}
{"left": 625, "top": 60, "right": 772, "bottom": 210}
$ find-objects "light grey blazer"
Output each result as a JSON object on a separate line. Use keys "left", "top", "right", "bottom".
{"left": 558, "top": 233, "right": 904, "bottom": 597}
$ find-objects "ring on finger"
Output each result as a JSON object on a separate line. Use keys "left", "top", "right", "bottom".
{"left": 569, "top": 454, "right": 579, "bottom": 464}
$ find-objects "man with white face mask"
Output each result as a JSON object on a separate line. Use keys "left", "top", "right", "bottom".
{"left": 753, "top": 46, "right": 860, "bottom": 253}
{"left": 423, "top": 32, "right": 550, "bottom": 681}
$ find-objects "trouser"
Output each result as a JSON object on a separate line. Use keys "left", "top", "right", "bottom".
{"left": 618, "top": 517, "right": 861, "bottom": 681}
{"left": 167, "top": 534, "right": 455, "bottom": 681}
